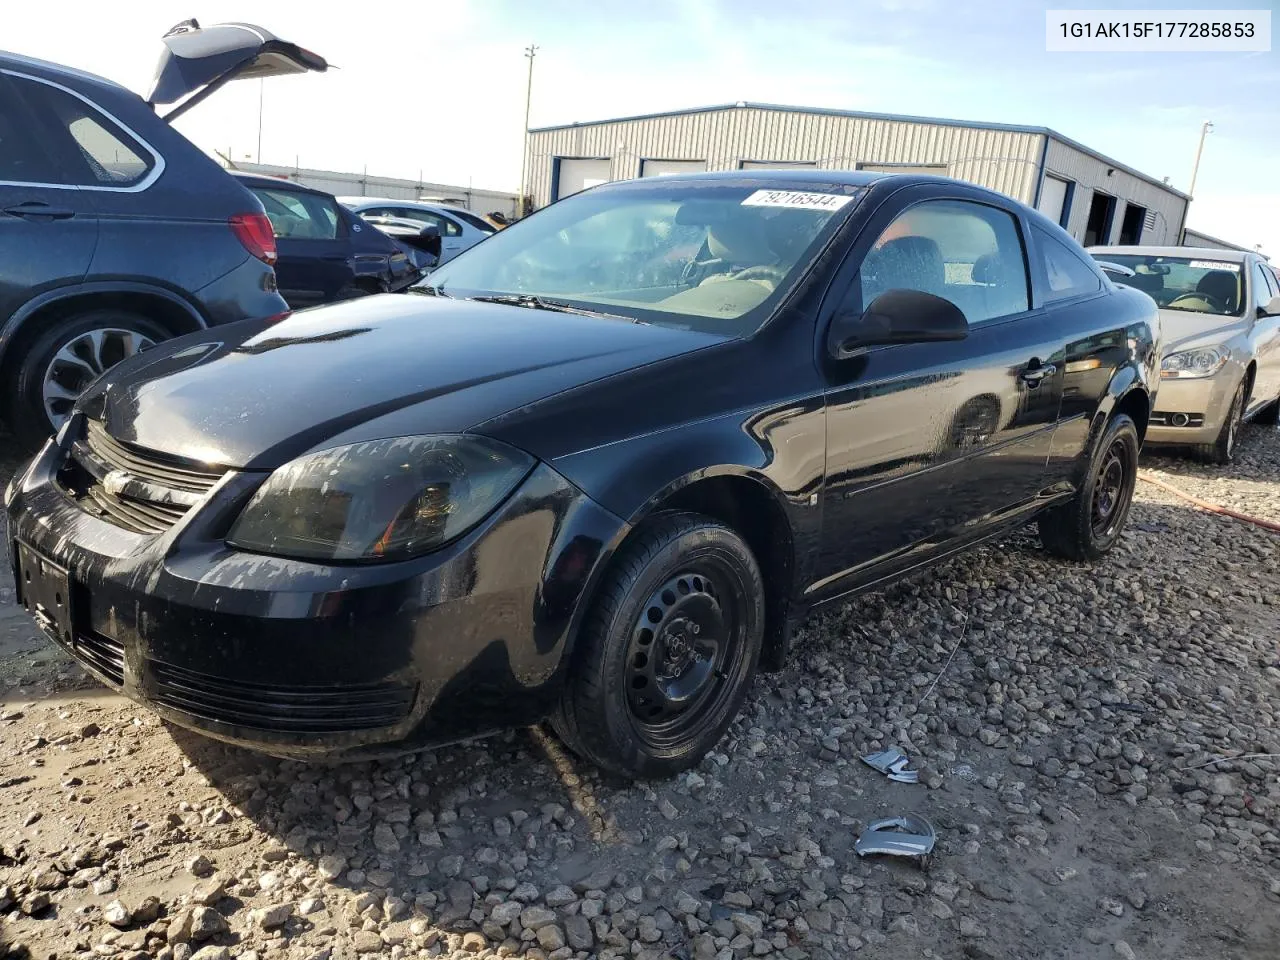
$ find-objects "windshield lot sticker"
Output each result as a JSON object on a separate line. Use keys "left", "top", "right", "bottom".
{"left": 1189, "top": 260, "right": 1240, "bottom": 271}
{"left": 742, "top": 190, "right": 853, "bottom": 211}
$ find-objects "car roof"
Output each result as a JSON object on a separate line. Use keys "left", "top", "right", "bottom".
{"left": 338, "top": 197, "right": 474, "bottom": 217}
{"left": 0, "top": 50, "right": 129, "bottom": 97}
{"left": 1090, "top": 244, "right": 1250, "bottom": 262}
{"left": 232, "top": 172, "right": 332, "bottom": 197}
{"left": 601, "top": 169, "right": 887, "bottom": 189}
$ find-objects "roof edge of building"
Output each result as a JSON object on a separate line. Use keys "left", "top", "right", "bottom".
{"left": 528, "top": 101, "right": 1190, "bottom": 201}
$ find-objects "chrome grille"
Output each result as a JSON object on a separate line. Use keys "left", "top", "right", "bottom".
{"left": 58, "top": 421, "right": 227, "bottom": 535}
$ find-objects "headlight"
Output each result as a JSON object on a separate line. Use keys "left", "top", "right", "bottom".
{"left": 227, "top": 435, "right": 534, "bottom": 562}
{"left": 1161, "top": 347, "right": 1227, "bottom": 379}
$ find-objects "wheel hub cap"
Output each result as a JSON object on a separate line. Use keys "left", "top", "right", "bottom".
{"left": 626, "top": 573, "right": 727, "bottom": 729}
{"left": 42, "top": 328, "right": 155, "bottom": 430}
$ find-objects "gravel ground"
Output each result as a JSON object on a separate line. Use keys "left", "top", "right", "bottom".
{"left": 2, "top": 424, "right": 1280, "bottom": 960}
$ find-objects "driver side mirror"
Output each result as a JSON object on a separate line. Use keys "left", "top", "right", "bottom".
{"left": 419, "top": 224, "right": 442, "bottom": 259}
{"left": 1259, "top": 294, "right": 1280, "bottom": 318}
{"left": 828, "top": 289, "right": 968, "bottom": 360}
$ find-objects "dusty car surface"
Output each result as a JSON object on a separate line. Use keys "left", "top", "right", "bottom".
{"left": 1090, "top": 245, "right": 1280, "bottom": 462}
{"left": 7, "top": 171, "right": 1158, "bottom": 778}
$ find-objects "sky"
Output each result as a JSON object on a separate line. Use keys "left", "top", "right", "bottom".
{"left": 7, "top": 0, "right": 1280, "bottom": 252}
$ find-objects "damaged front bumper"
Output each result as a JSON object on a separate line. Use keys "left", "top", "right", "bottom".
{"left": 6, "top": 425, "right": 626, "bottom": 759}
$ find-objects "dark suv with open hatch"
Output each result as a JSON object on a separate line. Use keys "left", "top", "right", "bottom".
{"left": 0, "top": 21, "right": 325, "bottom": 448}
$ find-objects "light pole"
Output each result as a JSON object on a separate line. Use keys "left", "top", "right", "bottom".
{"left": 256, "top": 79, "right": 264, "bottom": 164}
{"left": 1188, "top": 120, "right": 1213, "bottom": 199}
{"left": 518, "top": 44, "right": 538, "bottom": 218}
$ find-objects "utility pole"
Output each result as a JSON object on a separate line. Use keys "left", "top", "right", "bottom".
{"left": 256, "top": 79, "right": 264, "bottom": 164}
{"left": 518, "top": 44, "right": 538, "bottom": 218}
{"left": 1188, "top": 120, "right": 1213, "bottom": 199}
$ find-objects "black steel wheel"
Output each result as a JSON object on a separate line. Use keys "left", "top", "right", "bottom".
{"left": 1040, "top": 412, "right": 1140, "bottom": 562}
{"left": 552, "top": 511, "right": 764, "bottom": 779}
{"left": 1089, "top": 436, "right": 1133, "bottom": 542}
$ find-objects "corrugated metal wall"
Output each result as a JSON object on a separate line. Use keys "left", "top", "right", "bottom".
{"left": 1043, "top": 140, "right": 1186, "bottom": 246}
{"left": 1182, "top": 228, "right": 1250, "bottom": 252}
{"left": 527, "top": 107, "right": 1042, "bottom": 207}
{"left": 224, "top": 161, "right": 519, "bottom": 216}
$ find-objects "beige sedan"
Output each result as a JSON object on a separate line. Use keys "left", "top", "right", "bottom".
{"left": 1090, "top": 245, "right": 1280, "bottom": 463}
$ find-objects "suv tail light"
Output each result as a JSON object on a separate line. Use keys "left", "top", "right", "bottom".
{"left": 229, "top": 213, "right": 277, "bottom": 265}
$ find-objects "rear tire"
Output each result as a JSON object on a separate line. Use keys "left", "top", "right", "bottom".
{"left": 1039, "top": 413, "right": 1139, "bottom": 562}
{"left": 551, "top": 511, "right": 764, "bottom": 779}
{"left": 1194, "top": 377, "right": 1246, "bottom": 465}
{"left": 7, "top": 309, "right": 168, "bottom": 452}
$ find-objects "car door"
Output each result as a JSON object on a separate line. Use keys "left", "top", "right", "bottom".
{"left": 1029, "top": 224, "right": 1144, "bottom": 483}
{"left": 252, "top": 185, "right": 352, "bottom": 308}
{"left": 813, "top": 188, "right": 1063, "bottom": 598}
{"left": 1247, "top": 258, "right": 1280, "bottom": 409}
{"left": 0, "top": 71, "right": 99, "bottom": 328}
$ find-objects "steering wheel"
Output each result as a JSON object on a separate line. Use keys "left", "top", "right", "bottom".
{"left": 728, "top": 265, "right": 787, "bottom": 285}
{"left": 1168, "top": 292, "right": 1227, "bottom": 313}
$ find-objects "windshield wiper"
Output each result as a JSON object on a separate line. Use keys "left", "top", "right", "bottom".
{"left": 467, "top": 294, "right": 646, "bottom": 324}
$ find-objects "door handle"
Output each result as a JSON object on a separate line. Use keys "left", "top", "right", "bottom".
{"left": 3, "top": 201, "right": 76, "bottom": 221}
{"left": 1019, "top": 361, "right": 1057, "bottom": 387}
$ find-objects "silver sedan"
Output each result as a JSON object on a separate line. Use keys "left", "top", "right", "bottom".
{"left": 338, "top": 197, "right": 497, "bottom": 265}
{"left": 1090, "top": 245, "right": 1280, "bottom": 463}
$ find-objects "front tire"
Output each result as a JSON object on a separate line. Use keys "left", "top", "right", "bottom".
{"left": 1039, "top": 413, "right": 1139, "bottom": 562}
{"left": 8, "top": 310, "right": 167, "bottom": 451}
{"left": 552, "top": 511, "right": 764, "bottom": 779}
{"left": 1195, "top": 377, "right": 1247, "bottom": 465}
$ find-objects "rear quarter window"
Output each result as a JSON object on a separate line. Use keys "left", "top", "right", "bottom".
{"left": 13, "top": 75, "right": 155, "bottom": 188}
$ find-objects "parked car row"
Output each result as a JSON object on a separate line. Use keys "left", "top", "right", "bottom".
{"left": 0, "top": 20, "right": 499, "bottom": 450}
{"left": 1, "top": 21, "right": 1273, "bottom": 782}
{"left": 9, "top": 167, "right": 1164, "bottom": 778}
{"left": 1090, "top": 245, "right": 1280, "bottom": 463}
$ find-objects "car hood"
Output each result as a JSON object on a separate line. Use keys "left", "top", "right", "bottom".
{"left": 1157, "top": 309, "right": 1249, "bottom": 353}
{"left": 78, "top": 296, "right": 725, "bottom": 470}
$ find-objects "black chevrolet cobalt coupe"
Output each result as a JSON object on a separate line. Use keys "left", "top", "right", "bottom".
{"left": 7, "top": 171, "right": 1160, "bottom": 778}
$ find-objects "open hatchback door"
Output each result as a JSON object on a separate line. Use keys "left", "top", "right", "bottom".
{"left": 147, "top": 19, "right": 328, "bottom": 121}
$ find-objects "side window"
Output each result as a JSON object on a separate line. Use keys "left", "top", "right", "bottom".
{"left": 453, "top": 210, "right": 498, "bottom": 234}
{"left": 1034, "top": 225, "right": 1102, "bottom": 302}
{"left": 854, "top": 199, "right": 1029, "bottom": 324}
{"left": 15, "top": 76, "right": 152, "bottom": 187}
{"left": 1253, "top": 261, "right": 1275, "bottom": 307}
{"left": 400, "top": 209, "right": 462, "bottom": 237}
{"left": 253, "top": 188, "right": 340, "bottom": 240}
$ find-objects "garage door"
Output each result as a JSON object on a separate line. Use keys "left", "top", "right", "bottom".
{"left": 740, "top": 160, "right": 819, "bottom": 169}
{"left": 555, "top": 158, "right": 611, "bottom": 199}
{"left": 1037, "top": 175, "right": 1071, "bottom": 227}
{"left": 641, "top": 159, "right": 706, "bottom": 177}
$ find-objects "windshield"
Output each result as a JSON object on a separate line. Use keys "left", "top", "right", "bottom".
{"left": 420, "top": 181, "right": 863, "bottom": 334}
{"left": 1093, "top": 254, "right": 1245, "bottom": 317}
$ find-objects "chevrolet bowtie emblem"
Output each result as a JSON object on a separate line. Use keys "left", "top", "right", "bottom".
{"left": 102, "top": 470, "right": 130, "bottom": 497}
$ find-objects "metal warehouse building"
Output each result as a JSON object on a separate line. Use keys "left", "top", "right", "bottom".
{"left": 526, "top": 102, "right": 1189, "bottom": 246}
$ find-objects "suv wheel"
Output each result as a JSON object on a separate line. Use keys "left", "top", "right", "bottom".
{"left": 9, "top": 310, "right": 167, "bottom": 450}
